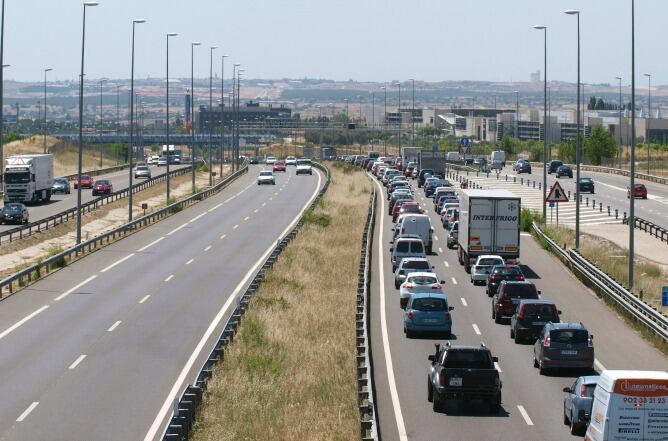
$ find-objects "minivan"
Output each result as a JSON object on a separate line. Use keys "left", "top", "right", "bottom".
{"left": 390, "top": 237, "right": 426, "bottom": 272}
{"left": 548, "top": 160, "right": 563, "bottom": 174}
{"left": 394, "top": 214, "right": 434, "bottom": 253}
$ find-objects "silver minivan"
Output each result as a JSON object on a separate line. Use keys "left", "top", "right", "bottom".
{"left": 394, "top": 214, "right": 433, "bottom": 254}
{"left": 390, "top": 237, "right": 426, "bottom": 272}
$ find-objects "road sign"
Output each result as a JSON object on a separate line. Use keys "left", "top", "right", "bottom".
{"left": 546, "top": 181, "right": 569, "bottom": 203}
{"left": 549, "top": 201, "right": 555, "bottom": 208}
{"left": 662, "top": 286, "right": 668, "bottom": 307}
{"left": 459, "top": 137, "right": 471, "bottom": 147}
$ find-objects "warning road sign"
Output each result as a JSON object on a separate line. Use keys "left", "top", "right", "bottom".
{"left": 546, "top": 181, "right": 569, "bottom": 203}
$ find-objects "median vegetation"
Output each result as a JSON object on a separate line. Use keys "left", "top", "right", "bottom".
{"left": 191, "top": 165, "right": 371, "bottom": 441}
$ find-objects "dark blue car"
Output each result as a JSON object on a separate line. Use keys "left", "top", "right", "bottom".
{"left": 403, "top": 293, "right": 453, "bottom": 338}
{"left": 425, "top": 180, "right": 447, "bottom": 198}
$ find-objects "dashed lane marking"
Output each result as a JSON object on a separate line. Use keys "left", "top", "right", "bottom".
{"left": 472, "top": 323, "right": 481, "bottom": 335}
{"left": 204, "top": 245, "right": 212, "bottom": 252}
{"left": 461, "top": 297, "right": 468, "bottom": 307}
{"left": 167, "top": 223, "right": 188, "bottom": 236}
{"left": 451, "top": 277, "right": 458, "bottom": 285}
{"left": 0, "top": 305, "right": 49, "bottom": 340}
{"left": 139, "top": 295, "right": 151, "bottom": 304}
{"left": 517, "top": 405, "right": 534, "bottom": 426}
{"left": 107, "top": 321, "right": 122, "bottom": 332}
{"left": 164, "top": 275, "right": 174, "bottom": 282}
{"left": 185, "top": 258, "right": 194, "bottom": 265}
{"left": 137, "top": 237, "right": 164, "bottom": 252}
{"left": 16, "top": 402, "right": 39, "bottom": 422}
{"left": 233, "top": 224, "right": 239, "bottom": 230}
{"left": 55, "top": 275, "right": 97, "bottom": 301}
{"left": 100, "top": 253, "right": 135, "bottom": 273}
{"left": 68, "top": 354, "right": 87, "bottom": 370}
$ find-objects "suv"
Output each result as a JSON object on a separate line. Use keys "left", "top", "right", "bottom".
{"left": 548, "top": 160, "right": 563, "bottom": 174}
{"left": 470, "top": 255, "right": 505, "bottom": 285}
{"left": 510, "top": 300, "right": 561, "bottom": 343}
{"left": 534, "top": 322, "right": 594, "bottom": 374}
{"left": 394, "top": 257, "right": 434, "bottom": 288}
{"left": 486, "top": 265, "right": 524, "bottom": 297}
{"left": 285, "top": 156, "right": 297, "bottom": 166}
{"left": 427, "top": 343, "right": 502, "bottom": 413}
{"left": 390, "top": 237, "right": 426, "bottom": 272}
{"left": 492, "top": 281, "right": 540, "bottom": 324}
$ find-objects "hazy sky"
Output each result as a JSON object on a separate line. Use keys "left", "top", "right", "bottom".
{"left": 3, "top": 0, "right": 667, "bottom": 85}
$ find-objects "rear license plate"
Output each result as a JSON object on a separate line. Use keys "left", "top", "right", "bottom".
{"left": 531, "top": 322, "right": 546, "bottom": 326}
{"left": 449, "top": 377, "right": 462, "bottom": 387}
{"left": 422, "top": 319, "right": 438, "bottom": 323}
{"left": 561, "top": 350, "right": 578, "bottom": 355}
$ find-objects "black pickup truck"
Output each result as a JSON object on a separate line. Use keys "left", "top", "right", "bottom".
{"left": 427, "top": 343, "right": 502, "bottom": 413}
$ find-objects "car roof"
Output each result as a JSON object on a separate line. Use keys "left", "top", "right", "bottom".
{"left": 578, "top": 375, "right": 601, "bottom": 384}
{"left": 406, "top": 271, "right": 438, "bottom": 278}
{"left": 545, "top": 322, "right": 587, "bottom": 330}
{"left": 410, "top": 292, "right": 446, "bottom": 300}
{"left": 518, "top": 299, "right": 555, "bottom": 306}
{"left": 500, "top": 280, "right": 534, "bottom": 286}
{"left": 444, "top": 344, "right": 491, "bottom": 352}
{"left": 395, "top": 236, "right": 423, "bottom": 242}
{"left": 399, "top": 257, "right": 429, "bottom": 264}
{"left": 477, "top": 255, "right": 503, "bottom": 260}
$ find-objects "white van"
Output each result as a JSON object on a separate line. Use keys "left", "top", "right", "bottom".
{"left": 490, "top": 150, "right": 506, "bottom": 166}
{"left": 585, "top": 370, "right": 668, "bottom": 441}
{"left": 395, "top": 214, "right": 434, "bottom": 254}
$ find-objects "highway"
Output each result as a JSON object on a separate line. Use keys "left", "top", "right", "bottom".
{"left": 0, "top": 164, "right": 323, "bottom": 440}
{"left": 368, "top": 174, "right": 667, "bottom": 441}
{"left": 0, "top": 164, "right": 191, "bottom": 234}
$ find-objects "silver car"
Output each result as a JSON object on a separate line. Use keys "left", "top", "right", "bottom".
{"left": 134, "top": 165, "right": 151, "bottom": 179}
{"left": 257, "top": 170, "right": 276, "bottom": 185}
{"left": 563, "top": 375, "right": 600, "bottom": 435}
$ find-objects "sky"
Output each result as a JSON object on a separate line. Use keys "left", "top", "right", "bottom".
{"left": 3, "top": 0, "right": 668, "bottom": 85}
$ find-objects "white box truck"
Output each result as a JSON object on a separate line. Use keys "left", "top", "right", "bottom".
{"left": 401, "top": 146, "right": 422, "bottom": 165}
{"left": 489, "top": 150, "right": 506, "bottom": 166}
{"left": 585, "top": 370, "right": 668, "bottom": 441}
{"left": 4, "top": 154, "right": 54, "bottom": 203}
{"left": 457, "top": 189, "right": 521, "bottom": 272}
{"left": 446, "top": 151, "right": 461, "bottom": 162}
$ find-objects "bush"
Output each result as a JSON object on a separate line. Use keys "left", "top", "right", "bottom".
{"left": 520, "top": 208, "right": 544, "bottom": 232}
{"left": 303, "top": 209, "right": 331, "bottom": 227}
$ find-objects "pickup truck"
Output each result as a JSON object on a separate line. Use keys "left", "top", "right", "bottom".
{"left": 427, "top": 343, "right": 502, "bottom": 413}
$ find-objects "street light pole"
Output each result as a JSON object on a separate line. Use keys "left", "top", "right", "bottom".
{"left": 644, "top": 73, "right": 651, "bottom": 175}
{"left": 0, "top": 0, "right": 5, "bottom": 194}
{"left": 232, "top": 63, "right": 240, "bottom": 170}
{"left": 128, "top": 18, "right": 145, "bottom": 222}
{"left": 165, "top": 32, "right": 177, "bottom": 201}
{"left": 629, "top": 0, "right": 636, "bottom": 288}
{"left": 534, "top": 25, "right": 548, "bottom": 221}
{"left": 382, "top": 85, "right": 387, "bottom": 156}
{"left": 43, "top": 68, "right": 53, "bottom": 153}
{"left": 76, "top": 1, "right": 99, "bottom": 245}
{"left": 190, "top": 41, "right": 201, "bottom": 193}
{"left": 615, "top": 76, "right": 622, "bottom": 168}
{"left": 565, "top": 8, "right": 581, "bottom": 248}
{"left": 514, "top": 90, "right": 519, "bottom": 138}
{"left": 98, "top": 77, "right": 107, "bottom": 167}
{"left": 220, "top": 54, "right": 228, "bottom": 178}
{"left": 411, "top": 78, "right": 415, "bottom": 145}
{"left": 208, "top": 45, "right": 218, "bottom": 186}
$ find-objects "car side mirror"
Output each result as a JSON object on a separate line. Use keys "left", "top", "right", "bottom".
{"left": 537, "top": 290, "right": 542, "bottom": 295}
{"left": 428, "top": 355, "right": 436, "bottom": 362}
{"left": 399, "top": 270, "right": 405, "bottom": 275}
{"left": 449, "top": 306, "right": 454, "bottom": 311}
{"left": 492, "top": 356, "right": 499, "bottom": 362}
{"left": 440, "top": 280, "right": 446, "bottom": 284}
{"left": 431, "top": 265, "right": 435, "bottom": 269}
{"left": 389, "top": 247, "right": 393, "bottom": 252}
{"left": 557, "top": 310, "right": 562, "bottom": 315}
{"left": 563, "top": 387, "right": 572, "bottom": 393}
{"left": 589, "top": 334, "right": 594, "bottom": 340}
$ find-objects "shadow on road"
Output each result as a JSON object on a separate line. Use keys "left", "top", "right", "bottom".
{"left": 438, "top": 401, "right": 510, "bottom": 418}
{"left": 519, "top": 264, "right": 540, "bottom": 280}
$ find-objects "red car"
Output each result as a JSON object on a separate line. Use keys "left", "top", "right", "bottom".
{"left": 92, "top": 179, "right": 113, "bottom": 196}
{"left": 627, "top": 183, "right": 647, "bottom": 199}
{"left": 74, "top": 174, "right": 93, "bottom": 189}
{"left": 404, "top": 164, "right": 415, "bottom": 177}
{"left": 393, "top": 202, "right": 423, "bottom": 222}
{"left": 273, "top": 160, "right": 286, "bottom": 172}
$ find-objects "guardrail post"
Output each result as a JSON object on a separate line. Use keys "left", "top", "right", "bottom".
{"left": 514, "top": 176, "right": 516, "bottom": 183}
{"left": 599, "top": 202, "right": 602, "bottom": 212}
{"left": 615, "top": 208, "right": 618, "bottom": 219}
{"left": 592, "top": 199, "right": 596, "bottom": 210}
{"left": 607, "top": 206, "right": 610, "bottom": 216}
{"left": 568, "top": 191, "right": 571, "bottom": 199}
{"left": 533, "top": 181, "right": 535, "bottom": 188}
{"left": 586, "top": 197, "right": 589, "bottom": 206}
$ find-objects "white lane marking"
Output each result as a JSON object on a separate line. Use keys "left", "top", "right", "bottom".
{"left": 16, "top": 402, "right": 39, "bottom": 422}
{"left": 204, "top": 245, "right": 212, "bottom": 252}
{"left": 254, "top": 209, "right": 259, "bottom": 213}
{"left": 274, "top": 192, "right": 279, "bottom": 196}
{"left": 520, "top": 232, "right": 532, "bottom": 237}
{"left": 461, "top": 297, "right": 468, "bottom": 307}
{"left": 185, "top": 258, "right": 194, "bottom": 265}
{"left": 472, "top": 323, "right": 481, "bottom": 335}
{"left": 373, "top": 178, "right": 409, "bottom": 441}
{"left": 144, "top": 167, "right": 324, "bottom": 441}
{"left": 444, "top": 261, "right": 449, "bottom": 268}
{"left": 517, "top": 405, "right": 534, "bottom": 426}
{"left": 55, "top": 275, "right": 97, "bottom": 301}
{"left": 139, "top": 295, "right": 151, "bottom": 304}
{"left": 451, "top": 277, "right": 458, "bottom": 285}
{"left": 434, "top": 235, "right": 439, "bottom": 241}
{"left": 189, "top": 213, "right": 207, "bottom": 223}
{"left": 100, "top": 253, "right": 135, "bottom": 273}
{"left": 596, "top": 181, "right": 627, "bottom": 193}
{"left": 594, "top": 358, "right": 606, "bottom": 372}
{"left": 269, "top": 197, "right": 273, "bottom": 201}
{"left": 138, "top": 237, "right": 165, "bottom": 252}
{"left": 244, "top": 216, "right": 250, "bottom": 221}
{"left": 223, "top": 195, "right": 236, "bottom": 203}
{"left": 233, "top": 224, "right": 239, "bottom": 230}
{"left": 68, "top": 354, "right": 87, "bottom": 370}
{"left": 220, "top": 234, "right": 226, "bottom": 240}
{"left": 107, "top": 321, "right": 122, "bottom": 332}
{"left": 0, "top": 305, "right": 49, "bottom": 340}
{"left": 262, "top": 202, "right": 266, "bottom": 207}
{"left": 438, "top": 247, "right": 443, "bottom": 253}
{"left": 207, "top": 203, "right": 223, "bottom": 212}
{"left": 494, "top": 362, "right": 502, "bottom": 372}
{"left": 167, "top": 223, "right": 188, "bottom": 236}
{"left": 164, "top": 275, "right": 174, "bottom": 282}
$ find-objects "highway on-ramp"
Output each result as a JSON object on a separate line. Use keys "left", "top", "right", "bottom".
{"left": 0, "top": 164, "right": 323, "bottom": 441}
{"left": 368, "top": 175, "right": 667, "bottom": 441}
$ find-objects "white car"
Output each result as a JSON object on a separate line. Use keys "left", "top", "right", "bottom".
{"left": 146, "top": 156, "right": 155, "bottom": 165}
{"left": 470, "top": 255, "right": 505, "bottom": 285}
{"left": 257, "top": 170, "right": 276, "bottom": 185}
{"left": 286, "top": 156, "right": 297, "bottom": 166}
{"left": 266, "top": 156, "right": 277, "bottom": 165}
{"left": 398, "top": 272, "right": 444, "bottom": 309}
{"left": 296, "top": 159, "right": 313, "bottom": 175}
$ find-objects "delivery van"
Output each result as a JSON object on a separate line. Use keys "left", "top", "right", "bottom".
{"left": 395, "top": 214, "right": 434, "bottom": 254}
{"left": 585, "top": 370, "right": 668, "bottom": 441}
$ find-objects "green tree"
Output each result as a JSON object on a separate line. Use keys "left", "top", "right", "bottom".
{"left": 558, "top": 139, "right": 576, "bottom": 163}
{"left": 585, "top": 125, "right": 617, "bottom": 165}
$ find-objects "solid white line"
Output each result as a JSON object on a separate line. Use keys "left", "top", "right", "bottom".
{"left": 0, "top": 305, "right": 49, "bottom": 340}
{"left": 139, "top": 295, "right": 151, "bottom": 304}
{"left": 438, "top": 247, "right": 443, "bottom": 253}
{"left": 55, "top": 275, "right": 97, "bottom": 301}
{"left": 185, "top": 258, "right": 194, "bottom": 265}
{"left": 207, "top": 203, "right": 223, "bottom": 212}
{"left": 143, "top": 167, "right": 324, "bottom": 441}
{"left": 107, "top": 320, "right": 122, "bottom": 332}
{"left": 274, "top": 192, "right": 279, "bottom": 196}
{"left": 204, "top": 245, "right": 212, "bottom": 252}
{"left": 244, "top": 216, "right": 249, "bottom": 221}
{"left": 373, "top": 178, "right": 409, "bottom": 441}
{"left": 68, "top": 354, "right": 87, "bottom": 370}
{"left": 100, "top": 253, "right": 135, "bottom": 273}
{"left": 472, "top": 323, "right": 481, "bottom": 335}
{"left": 444, "top": 261, "right": 449, "bottom": 268}
{"left": 220, "top": 234, "right": 226, "bottom": 240}
{"left": 520, "top": 232, "right": 532, "bottom": 237}
{"left": 517, "top": 405, "right": 534, "bottom": 426}
{"left": 233, "top": 224, "right": 239, "bottom": 230}
{"left": 138, "top": 236, "right": 165, "bottom": 252}
{"left": 594, "top": 358, "right": 606, "bottom": 372}
{"left": 461, "top": 297, "right": 468, "bottom": 307}
{"left": 189, "top": 213, "right": 207, "bottom": 223}
{"left": 451, "top": 277, "right": 458, "bottom": 285}
{"left": 494, "top": 361, "right": 502, "bottom": 373}
{"left": 16, "top": 402, "right": 39, "bottom": 422}
{"left": 167, "top": 223, "right": 188, "bottom": 236}
{"left": 164, "top": 275, "right": 174, "bottom": 282}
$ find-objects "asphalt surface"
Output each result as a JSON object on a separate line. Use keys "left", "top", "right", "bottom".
{"left": 0, "top": 164, "right": 191, "bottom": 233}
{"left": 0, "top": 164, "right": 322, "bottom": 441}
{"left": 368, "top": 174, "right": 667, "bottom": 441}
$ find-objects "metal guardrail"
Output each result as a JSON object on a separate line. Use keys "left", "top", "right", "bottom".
{"left": 60, "top": 162, "right": 130, "bottom": 181}
{"left": 623, "top": 215, "right": 668, "bottom": 244}
{"left": 0, "top": 163, "right": 248, "bottom": 297}
{"left": 532, "top": 221, "right": 668, "bottom": 344}
{"left": 160, "top": 162, "right": 332, "bottom": 441}
{"left": 0, "top": 166, "right": 192, "bottom": 245}
{"left": 529, "top": 162, "right": 668, "bottom": 185}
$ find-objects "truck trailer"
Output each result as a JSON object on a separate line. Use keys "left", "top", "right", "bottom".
{"left": 4, "top": 154, "right": 54, "bottom": 203}
{"left": 401, "top": 146, "right": 422, "bottom": 165}
{"left": 457, "top": 189, "right": 521, "bottom": 272}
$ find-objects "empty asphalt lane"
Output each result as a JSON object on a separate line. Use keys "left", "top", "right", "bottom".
{"left": 0, "top": 165, "right": 323, "bottom": 440}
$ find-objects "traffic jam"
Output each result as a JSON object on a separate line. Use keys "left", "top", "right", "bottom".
{"left": 343, "top": 152, "right": 668, "bottom": 440}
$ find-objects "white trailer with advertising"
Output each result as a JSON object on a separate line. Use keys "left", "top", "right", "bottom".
{"left": 457, "top": 189, "right": 521, "bottom": 272}
{"left": 401, "top": 146, "right": 422, "bottom": 164}
{"left": 4, "top": 154, "right": 54, "bottom": 203}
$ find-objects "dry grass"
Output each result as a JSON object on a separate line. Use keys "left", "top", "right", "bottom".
{"left": 190, "top": 166, "right": 371, "bottom": 441}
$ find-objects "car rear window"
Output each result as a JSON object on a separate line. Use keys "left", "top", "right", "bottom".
{"left": 407, "top": 275, "right": 438, "bottom": 285}
{"left": 396, "top": 242, "right": 409, "bottom": 253}
{"left": 410, "top": 242, "right": 424, "bottom": 253}
{"left": 584, "top": 384, "right": 596, "bottom": 398}
{"left": 494, "top": 267, "right": 522, "bottom": 276}
{"left": 479, "top": 258, "right": 503, "bottom": 266}
{"left": 521, "top": 303, "right": 557, "bottom": 317}
{"left": 550, "top": 330, "right": 588, "bottom": 344}
{"left": 503, "top": 284, "right": 538, "bottom": 299}
{"left": 404, "top": 260, "right": 430, "bottom": 270}
{"left": 412, "top": 298, "right": 446, "bottom": 312}
{"left": 444, "top": 350, "right": 493, "bottom": 369}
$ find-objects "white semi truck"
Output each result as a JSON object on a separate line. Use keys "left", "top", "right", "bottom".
{"left": 4, "top": 154, "right": 54, "bottom": 203}
{"left": 457, "top": 189, "right": 521, "bottom": 273}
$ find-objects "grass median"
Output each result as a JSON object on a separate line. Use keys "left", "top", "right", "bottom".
{"left": 190, "top": 163, "right": 371, "bottom": 441}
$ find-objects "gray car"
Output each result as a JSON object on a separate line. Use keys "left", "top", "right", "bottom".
{"left": 134, "top": 165, "right": 151, "bottom": 179}
{"left": 52, "top": 177, "right": 71, "bottom": 194}
{"left": 534, "top": 322, "right": 594, "bottom": 375}
{"left": 394, "top": 257, "right": 434, "bottom": 288}
{"left": 563, "top": 375, "right": 600, "bottom": 435}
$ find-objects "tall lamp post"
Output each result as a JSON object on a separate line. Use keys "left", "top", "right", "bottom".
{"left": 644, "top": 73, "right": 651, "bottom": 175}
{"left": 514, "top": 90, "right": 519, "bottom": 137}
{"left": 232, "top": 63, "right": 240, "bottom": 169}
{"left": 76, "top": 1, "right": 100, "bottom": 245}
{"left": 629, "top": 0, "right": 637, "bottom": 288}
{"left": 410, "top": 78, "right": 415, "bottom": 145}
{"left": 43, "top": 68, "right": 53, "bottom": 153}
{"left": 565, "top": 8, "right": 582, "bottom": 248}
{"left": 220, "top": 54, "right": 228, "bottom": 178}
{"left": 0, "top": 0, "right": 6, "bottom": 194}
{"left": 165, "top": 32, "right": 178, "bottom": 201}
{"left": 208, "top": 45, "right": 218, "bottom": 186}
{"left": 189, "top": 42, "right": 200, "bottom": 194}
{"left": 382, "top": 85, "right": 387, "bottom": 156}
{"left": 615, "top": 76, "right": 623, "bottom": 168}
{"left": 98, "top": 77, "right": 108, "bottom": 167}
{"left": 127, "top": 18, "right": 145, "bottom": 221}
{"left": 533, "top": 25, "right": 548, "bottom": 220}
{"left": 237, "top": 69, "right": 244, "bottom": 167}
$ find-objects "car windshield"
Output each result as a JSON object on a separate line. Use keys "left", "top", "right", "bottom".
{"left": 478, "top": 258, "right": 503, "bottom": 266}
{"left": 260, "top": 171, "right": 272, "bottom": 176}
{"left": 297, "top": 160, "right": 311, "bottom": 165}
{"left": 521, "top": 303, "right": 557, "bottom": 317}
{"left": 4, "top": 203, "right": 22, "bottom": 211}
{"left": 404, "top": 260, "right": 430, "bottom": 270}
{"left": 444, "top": 350, "right": 493, "bottom": 369}
{"left": 583, "top": 384, "right": 597, "bottom": 398}
{"left": 407, "top": 275, "right": 438, "bottom": 285}
{"left": 5, "top": 172, "right": 30, "bottom": 184}
{"left": 95, "top": 180, "right": 110, "bottom": 186}
{"left": 579, "top": 178, "right": 592, "bottom": 183}
{"left": 550, "top": 330, "right": 588, "bottom": 344}
{"left": 412, "top": 297, "right": 446, "bottom": 312}
{"left": 504, "top": 284, "right": 537, "bottom": 298}
{"left": 54, "top": 179, "right": 67, "bottom": 184}
{"left": 410, "top": 242, "right": 424, "bottom": 253}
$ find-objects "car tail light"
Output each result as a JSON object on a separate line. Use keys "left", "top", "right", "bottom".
{"left": 517, "top": 275, "right": 525, "bottom": 281}
{"left": 407, "top": 311, "right": 415, "bottom": 320}
{"left": 543, "top": 336, "right": 551, "bottom": 348}
{"left": 517, "top": 307, "right": 525, "bottom": 320}
{"left": 432, "top": 284, "right": 442, "bottom": 289}
{"left": 438, "top": 370, "right": 446, "bottom": 386}
{"left": 490, "top": 275, "right": 498, "bottom": 281}
{"left": 588, "top": 335, "right": 594, "bottom": 348}
{"left": 443, "top": 312, "right": 451, "bottom": 320}
{"left": 403, "top": 283, "right": 413, "bottom": 289}
{"left": 580, "top": 383, "right": 588, "bottom": 397}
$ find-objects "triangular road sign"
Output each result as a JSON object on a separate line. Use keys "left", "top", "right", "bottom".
{"left": 546, "top": 181, "right": 569, "bottom": 203}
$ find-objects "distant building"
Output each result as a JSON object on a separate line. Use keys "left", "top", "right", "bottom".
{"left": 196, "top": 101, "right": 293, "bottom": 132}
{"left": 530, "top": 70, "right": 541, "bottom": 83}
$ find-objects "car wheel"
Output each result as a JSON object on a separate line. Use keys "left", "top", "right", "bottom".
{"left": 539, "top": 360, "right": 547, "bottom": 375}
{"left": 570, "top": 413, "right": 580, "bottom": 435}
{"left": 432, "top": 391, "right": 444, "bottom": 413}
{"left": 405, "top": 328, "right": 415, "bottom": 339}
{"left": 510, "top": 327, "right": 515, "bottom": 339}
{"left": 533, "top": 355, "right": 539, "bottom": 368}
{"left": 513, "top": 332, "right": 521, "bottom": 344}
{"left": 427, "top": 380, "right": 434, "bottom": 402}
{"left": 564, "top": 406, "right": 570, "bottom": 425}
{"left": 489, "top": 393, "right": 501, "bottom": 414}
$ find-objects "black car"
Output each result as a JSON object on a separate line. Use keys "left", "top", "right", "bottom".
{"left": 514, "top": 160, "right": 532, "bottom": 174}
{"left": 52, "top": 177, "right": 71, "bottom": 194}
{"left": 548, "top": 160, "right": 563, "bottom": 174}
{"left": 510, "top": 299, "right": 561, "bottom": 343}
{"left": 249, "top": 157, "right": 259, "bottom": 164}
{"left": 556, "top": 165, "right": 573, "bottom": 178}
{"left": 534, "top": 322, "right": 594, "bottom": 374}
{"left": 417, "top": 169, "right": 435, "bottom": 187}
{"left": 578, "top": 177, "right": 594, "bottom": 193}
{"left": 486, "top": 265, "right": 525, "bottom": 297}
{"left": 1, "top": 202, "right": 29, "bottom": 224}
